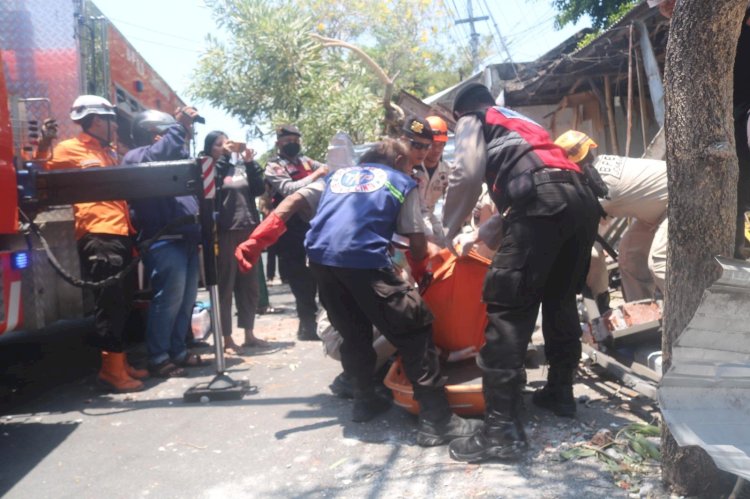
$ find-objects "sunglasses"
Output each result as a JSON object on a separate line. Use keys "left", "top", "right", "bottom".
{"left": 410, "top": 140, "right": 431, "bottom": 151}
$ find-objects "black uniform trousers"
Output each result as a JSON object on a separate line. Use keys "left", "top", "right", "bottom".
{"left": 479, "top": 181, "right": 599, "bottom": 386}
{"left": 276, "top": 218, "right": 318, "bottom": 330}
{"left": 77, "top": 233, "right": 135, "bottom": 353}
{"left": 310, "top": 263, "right": 443, "bottom": 397}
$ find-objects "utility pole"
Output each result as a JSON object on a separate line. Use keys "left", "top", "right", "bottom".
{"left": 455, "top": 0, "right": 489, "bottom": 72}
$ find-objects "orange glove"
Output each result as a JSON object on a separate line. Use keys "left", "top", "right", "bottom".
{"left": 235, "top": 212, "right": 287, "bottom": 273}
{"left": 405, "top": 250, "right": 429, "bottom": 286}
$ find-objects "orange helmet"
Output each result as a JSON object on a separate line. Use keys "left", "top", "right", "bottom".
{"left": 554, "top": 130, "right": 598, "bottom": 164}
{"left": 426, "top": 115, "right": 448, "bottom": 143}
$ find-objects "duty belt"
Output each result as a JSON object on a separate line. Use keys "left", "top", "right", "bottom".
{"left": 533, "top": 169, "right": 579, "bottom": 186}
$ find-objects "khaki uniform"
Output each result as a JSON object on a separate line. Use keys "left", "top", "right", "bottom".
{"left": 413, "top": 159, "right": 451, "bottom": 246}
{"left": 588, "top": 155, "right": 668, "bottom": 300}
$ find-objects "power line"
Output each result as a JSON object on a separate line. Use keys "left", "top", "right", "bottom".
{"left": 125, "top": 35, "right": 203, "bottom": 54}
{"left": 441, "top": 0, "right": 475, "bottom": 65}
{"left": 474, "top": 1, "right": 502, "bottom": 56}
{"left": 455, "top": 0, "right": 489, "bottom": 71}
{"left": 479, "top": 0, "right": 517, "bottom": 78}
{"left": 107, "top": 16, "right": 205, "bottom": 46}
{"left": 449, "top": 0, "right": 472, "bottom": 40}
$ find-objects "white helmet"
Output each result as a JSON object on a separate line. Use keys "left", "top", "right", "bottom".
{"left": 70, "top": 95, "right": 116, "bottom": 121}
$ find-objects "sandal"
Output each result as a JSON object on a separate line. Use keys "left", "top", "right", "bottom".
{"left": 243, "top": 338, "right": 271, "bottom": 348}
{"left": 149, "top": 360, "right": 186, "bottom": 378}
{"left": 178, "top": 353, "right": 209, "bottom": 368}
{"left": 257, "top": 306, "right": 284, "bottom": 315}
{"left": 224, "top": 344, "right": 245, "bottom": 355}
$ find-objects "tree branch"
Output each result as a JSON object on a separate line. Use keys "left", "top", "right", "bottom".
{"left": 309, "top": 33, "right": 404, "bottom": 128}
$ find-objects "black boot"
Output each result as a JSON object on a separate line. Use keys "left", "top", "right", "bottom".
{"left": 296, "top": 317, "right": 320, "bottom": 341}
{"left": 449, "top": 380, "right": 528, "bottom": 462}
{"left": 415, "top": 388, "right": 483, "bottom": 447}
{"left": 351, "top": 388, "right": 391, "bottom": 423}
{"left": 329, "top": 371, "right": 354, "bottom": 399}
{"left": 532, "top": 365, "right": 576, "bottom": 418}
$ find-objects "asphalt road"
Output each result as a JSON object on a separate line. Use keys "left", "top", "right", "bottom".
{"left": 0, "top": 282, "right": 665, "bottom": 498}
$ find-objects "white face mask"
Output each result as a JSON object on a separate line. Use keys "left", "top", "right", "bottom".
{"left": 326, "top": 132, "right": 355, "bottom": 172}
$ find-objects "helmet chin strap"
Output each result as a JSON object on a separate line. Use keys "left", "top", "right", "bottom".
{"left": 84, "top": 114, "right": 115, "bottom": 147}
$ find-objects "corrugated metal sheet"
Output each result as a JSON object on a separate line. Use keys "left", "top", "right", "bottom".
{"left": 0, "top": 0, "right": 82, "bottom": 143}
{"left": 659, "top": 256, "right": 750, "bottom": 480}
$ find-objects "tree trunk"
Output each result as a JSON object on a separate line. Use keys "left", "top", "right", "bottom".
{"left": 662, "top": 0, "right": 746, "bottom": 495}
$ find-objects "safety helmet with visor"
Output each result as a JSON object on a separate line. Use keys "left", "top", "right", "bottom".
{"left": 70, "top": 95, "right": 116, "bottom": 121}
{"left": 554, "top": 130, "right": 598, "bottom": 164}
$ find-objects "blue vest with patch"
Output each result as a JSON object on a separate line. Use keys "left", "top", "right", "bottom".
{"left": 305, "top": 163, "right": 417, "bottom": 269}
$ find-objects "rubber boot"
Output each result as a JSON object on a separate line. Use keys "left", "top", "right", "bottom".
{"left": 415, "top": 388, "right": 483, "bottom": 447}
{"left": 125, "top": 358, "right": 149, "bottom": 380}
{"left": 98, "top": 352, "right": 144, "bottom": 393}
{"left": 532, "top": 365, "right": 576, "bottom": 418}
{"left": 351, "top": 387, "right": 391, "bottom": 423}
{"left": 448, "top": 381, "right": 528, "bottom": 462}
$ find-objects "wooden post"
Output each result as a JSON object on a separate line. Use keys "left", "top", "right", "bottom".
{"left": 604, "top": 75, "right": 620, "bottom": 155}
{"left": 635, "top": 51, "right": 649, "bottom": 150}
{"left": 626, "top": 23, "right": 634, "bottom": 156}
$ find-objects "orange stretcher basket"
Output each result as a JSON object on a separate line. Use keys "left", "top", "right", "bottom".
{"left": 385, "top": 357, "right": 485, "bottom": 416}
{"left": 384, "top": 248, "right": 491, "bottom": 416}
{"left": 422, "top": 248, "right": 491, "bottom": 352}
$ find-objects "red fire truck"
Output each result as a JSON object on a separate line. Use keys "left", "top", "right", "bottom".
{"left": 0, "top": 0, "right": 187, "bottom": 335}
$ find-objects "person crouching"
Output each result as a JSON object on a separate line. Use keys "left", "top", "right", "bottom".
{"left": 303, "top": 138, "right": 481, "bottom": 446}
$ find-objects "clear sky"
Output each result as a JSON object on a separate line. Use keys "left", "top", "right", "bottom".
{"left": 93, "top": 0, "right": 589, "bottom": 155}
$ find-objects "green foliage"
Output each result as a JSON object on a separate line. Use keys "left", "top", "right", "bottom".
{"left": 558, "top": 423, "right": 662, "bottom": 494}
{"left": 553, "top": 0, "right": 639, "bottom": 30}
{"left": 190, "top": 0, "right": 475, "bottom": 158}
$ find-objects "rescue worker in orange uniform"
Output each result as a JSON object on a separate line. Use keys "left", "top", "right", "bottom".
{"left": 39, "top": 95, "right": 146, "bottom": 392}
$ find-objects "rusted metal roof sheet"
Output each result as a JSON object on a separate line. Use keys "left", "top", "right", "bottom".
{"left": 420, "top": 1, "right": 669, "bottom": 110}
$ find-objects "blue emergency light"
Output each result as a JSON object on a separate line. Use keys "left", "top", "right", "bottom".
{"left": 11, "top": 251, "right": 30, "bottom": 270}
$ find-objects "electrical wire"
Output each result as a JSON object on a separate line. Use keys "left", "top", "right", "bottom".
{"left": 125, "top": 35, "right": 203, "bottom": 54}
{"left": 107, "top": 16, "right": 205, "bottom": 45}
{"left": 480, "top": 0, "right": 518, "bottom": 75}
{"left": 440, "top": 0, "right": 474, "bottom": 65}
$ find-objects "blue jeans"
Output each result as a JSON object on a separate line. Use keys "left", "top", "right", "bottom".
{"left": 143, "top": 240, "right": 199, "bottom": 366}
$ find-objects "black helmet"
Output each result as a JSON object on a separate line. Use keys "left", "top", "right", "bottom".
{"left": 131, "top": 110, "right": 177, "bottom": 146}
{"left": 452, "top": 83, "right": 495, "bottom": 119}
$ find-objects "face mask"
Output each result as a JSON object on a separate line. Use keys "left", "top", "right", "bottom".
{"left": 281, "top": 142, "right": 301, "bottom": 157}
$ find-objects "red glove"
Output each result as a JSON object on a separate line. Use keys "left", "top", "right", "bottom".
{"left": 235, "top": 212, "right": 287, "bottom": 273}
{"left": 405, "top": 250, "right": 429, "bottom": 285}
